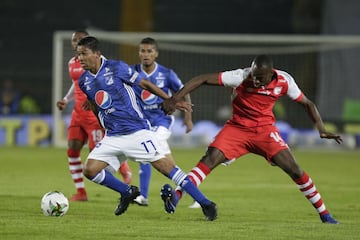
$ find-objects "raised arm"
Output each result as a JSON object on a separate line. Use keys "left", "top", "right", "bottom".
{"left": 172, "top": 73, "right": 219, "bottom": 101}
{"left": 298, "top": 95, "right": 342, "bottom": 144}
{"left": 162, "top": 73, "right": 219, "bottom": 114}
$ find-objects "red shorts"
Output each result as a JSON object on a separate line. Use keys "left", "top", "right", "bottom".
{"left": 67, "top": 111, "right": 104, "bottom": 149}
{"left": 209, "top": 123, "right": 288, "bottom": 162}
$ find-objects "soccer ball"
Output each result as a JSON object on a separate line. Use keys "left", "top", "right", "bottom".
{"left": 41, "top": 191, "right": 69, "bottom": 217}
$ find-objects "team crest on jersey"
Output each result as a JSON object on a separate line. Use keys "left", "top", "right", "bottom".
{"left": 95, "top": 90, "right": 112, "bottom": 109}
{"left": 273, "top": 86, "right": 282, "bottom": 95}
{"left": 141, "top": 89, "right": 157, "bottom": 104}
{"left": 105, "top": 76, "right": 114, "bottom": 85}
{"left": 156, "top": 72, "right": 165, "bottom": 87}
{"left": 84, "top": 77, "right": 91, "bottom": 85}
{"left": 104, "top": 67, "right": 113, "bottom": 76}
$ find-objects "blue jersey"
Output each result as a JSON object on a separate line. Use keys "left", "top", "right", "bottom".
{"left": 132, "top": 62, "right": 183, "bottom": 129}
{"left": 78, "top": 58, "right": 150, "bottom": 136}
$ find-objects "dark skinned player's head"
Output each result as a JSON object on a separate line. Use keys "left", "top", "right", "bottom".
{"left": 250, "top": 55, "right": 274, "bottom": 87}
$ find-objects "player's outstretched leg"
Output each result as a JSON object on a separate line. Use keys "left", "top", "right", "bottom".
{"left": 294, "top": 172, "right": 339, "bottom": 224}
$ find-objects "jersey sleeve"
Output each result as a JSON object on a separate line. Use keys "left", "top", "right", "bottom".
{"left": 168, "top": 70, "right": 183, "bottom": 92}
{"left": 219, "top": 68, "right": 247, "bottom": 87}
{"left": 117, "top": 61, "right": 141, "bottom": 85}
{"left": 284, "top": 72, "right": 303, "bottom": 101}
{"left": 63, "top": 83, "right": 75, "bottom": 103}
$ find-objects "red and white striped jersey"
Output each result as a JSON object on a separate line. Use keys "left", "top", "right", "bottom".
{"left": 68, "top": 57, "right": 97, "bottom": 121}
{"left": 218, "top": 68, "right": 304, "bottom": 127}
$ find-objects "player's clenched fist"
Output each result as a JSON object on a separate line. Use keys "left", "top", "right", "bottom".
{"left": 56, "top": 99, "right": 67, "bottom": 111}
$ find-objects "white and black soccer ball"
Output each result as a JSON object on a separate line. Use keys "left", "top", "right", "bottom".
{"left": 41, "top": 191, "right": 69, "bottom": 217}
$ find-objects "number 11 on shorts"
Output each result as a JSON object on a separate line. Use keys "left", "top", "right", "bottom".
{"left": 141, "top": 140, "right": 157, "bottom": 153}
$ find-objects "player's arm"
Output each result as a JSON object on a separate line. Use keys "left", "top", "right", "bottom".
{"left": 56, "top": 83, "right": 75, "bottom": 110}
{"left": 138, "top": 79, "right": 192, "bottom": 113}
{"left": 298, "top": 95, "right": 343, "bottom": 144}
{"left": 162, "top": 73, "right": 219, "bottom": 114}
{"left": 174, "top": 73, "right": 219, "bottom": 101}
{"left": 183, "top": 93, "right": 193, "bottom": 133}
{"left": 82, "top": 99, "right": 98, "bottom": 114}
{"left": 138, "top": 78, "right": 170, "bottom": 99}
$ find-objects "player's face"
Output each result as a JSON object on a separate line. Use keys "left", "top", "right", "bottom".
{"left": 77, "top": 45, "right": 101, "bottom": 73}
{"left": 71, "top": 32, "right": 88, "bottom": 51}
{"left": 139, "top": 44, "right": 158, "bottom": 68}
{"left": 249, "top": 65, "right": 273, "bottom": 87}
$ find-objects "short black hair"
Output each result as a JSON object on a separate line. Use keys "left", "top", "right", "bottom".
{"left": 140, "top": 37, "right": 158, "bottom": 50}
{"left": 77, "top": 36, "right": 100, "bottom": 52}
{"left": 252, "top": 55, "right": 273, "bottom": 69}
{"left": 74, "top": 29, "right": 89, "bottom": 35}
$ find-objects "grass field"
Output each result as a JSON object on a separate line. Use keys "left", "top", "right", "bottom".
{"left": 0, "top": 146, "right": 359, "bottom": 240}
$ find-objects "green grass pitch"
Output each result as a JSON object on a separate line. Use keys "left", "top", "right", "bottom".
{"left": 0, "top": 146, "right": 359, "bottom": 240}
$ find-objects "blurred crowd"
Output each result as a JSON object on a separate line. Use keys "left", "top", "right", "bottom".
{"left": 0, "top": 78, "right": 40, "bottom": 115}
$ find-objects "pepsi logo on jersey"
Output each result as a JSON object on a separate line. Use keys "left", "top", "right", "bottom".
{"left": 95, "top": 90, "right": 112, "bottom": 109}
{"left": 141, "top": 90, "right": 158, "bottom": 105}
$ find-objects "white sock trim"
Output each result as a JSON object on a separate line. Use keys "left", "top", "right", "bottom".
{"left": 91, "top": 169, "right": 105, "bottom": 184}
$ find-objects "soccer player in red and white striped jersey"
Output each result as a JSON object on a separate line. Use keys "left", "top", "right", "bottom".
{"left": 56, "top": 30, "right": 132, "bottom": 201}
{"left": 162, "top": 54, "right": 342, "bottom": 224}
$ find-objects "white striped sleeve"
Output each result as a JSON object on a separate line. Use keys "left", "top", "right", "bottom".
{"left": 220, "top": 68, "right": 247, "bottom": 87}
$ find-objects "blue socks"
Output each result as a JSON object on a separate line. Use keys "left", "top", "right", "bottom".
{"left": 90, "top": 169, "right": 129, "bottom": 195}
{"left": 139, "top": 163, "right": 152, "bottom": 198}
{"left": 169, "top": 167, "right": 211, "bottom": 206}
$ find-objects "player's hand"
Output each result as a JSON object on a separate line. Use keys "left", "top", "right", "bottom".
{"left": 56, "top": 100, "right": 67, "bottom": 111}
{"left": 183, "top": 116, "right": 193, "bottom": 133}
{"left": 175, "top": 101, "right": 193, "bottom": 113}
{"left": 320, "top": 132, "right": 343, "bottom": 144}
{"left": 161, "top": 97, "right": 177, "bottom": 114}
{"left": 183, "top": 121, "right": 193, "bottom": 133}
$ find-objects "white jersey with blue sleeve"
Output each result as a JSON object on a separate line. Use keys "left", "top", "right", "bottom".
{"left": 78, "top": 57, "right": 150, "bottom": 136}
{"left": 132, "top": 62, "right": 183, "bottom": 129}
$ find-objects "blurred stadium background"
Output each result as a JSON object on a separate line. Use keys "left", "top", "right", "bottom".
{"left": 0, "top": 0, "right": 359, "bottom": 148}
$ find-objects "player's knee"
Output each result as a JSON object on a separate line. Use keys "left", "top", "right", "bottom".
{"left": 83, "top": 161, "right": 98, "bottom": 179}
{"left": 68, "top": 140, "right": 83, "bottom": 151}
{"left": 83, "top": 167, "right": 93, "bottom": 179}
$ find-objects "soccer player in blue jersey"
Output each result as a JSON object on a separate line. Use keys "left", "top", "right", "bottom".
{"left": 76, "top": 36, "right": 217, "bottom": 221}
{"left": 131, "top": 37, "right": 193, "bottom": 206}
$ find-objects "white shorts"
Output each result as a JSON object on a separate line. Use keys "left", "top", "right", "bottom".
{"left": 152, "top": 126, "right": 171, "bottom": 155}
{"left": 87, "top": 129, "right": 166, "bottom": 172}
